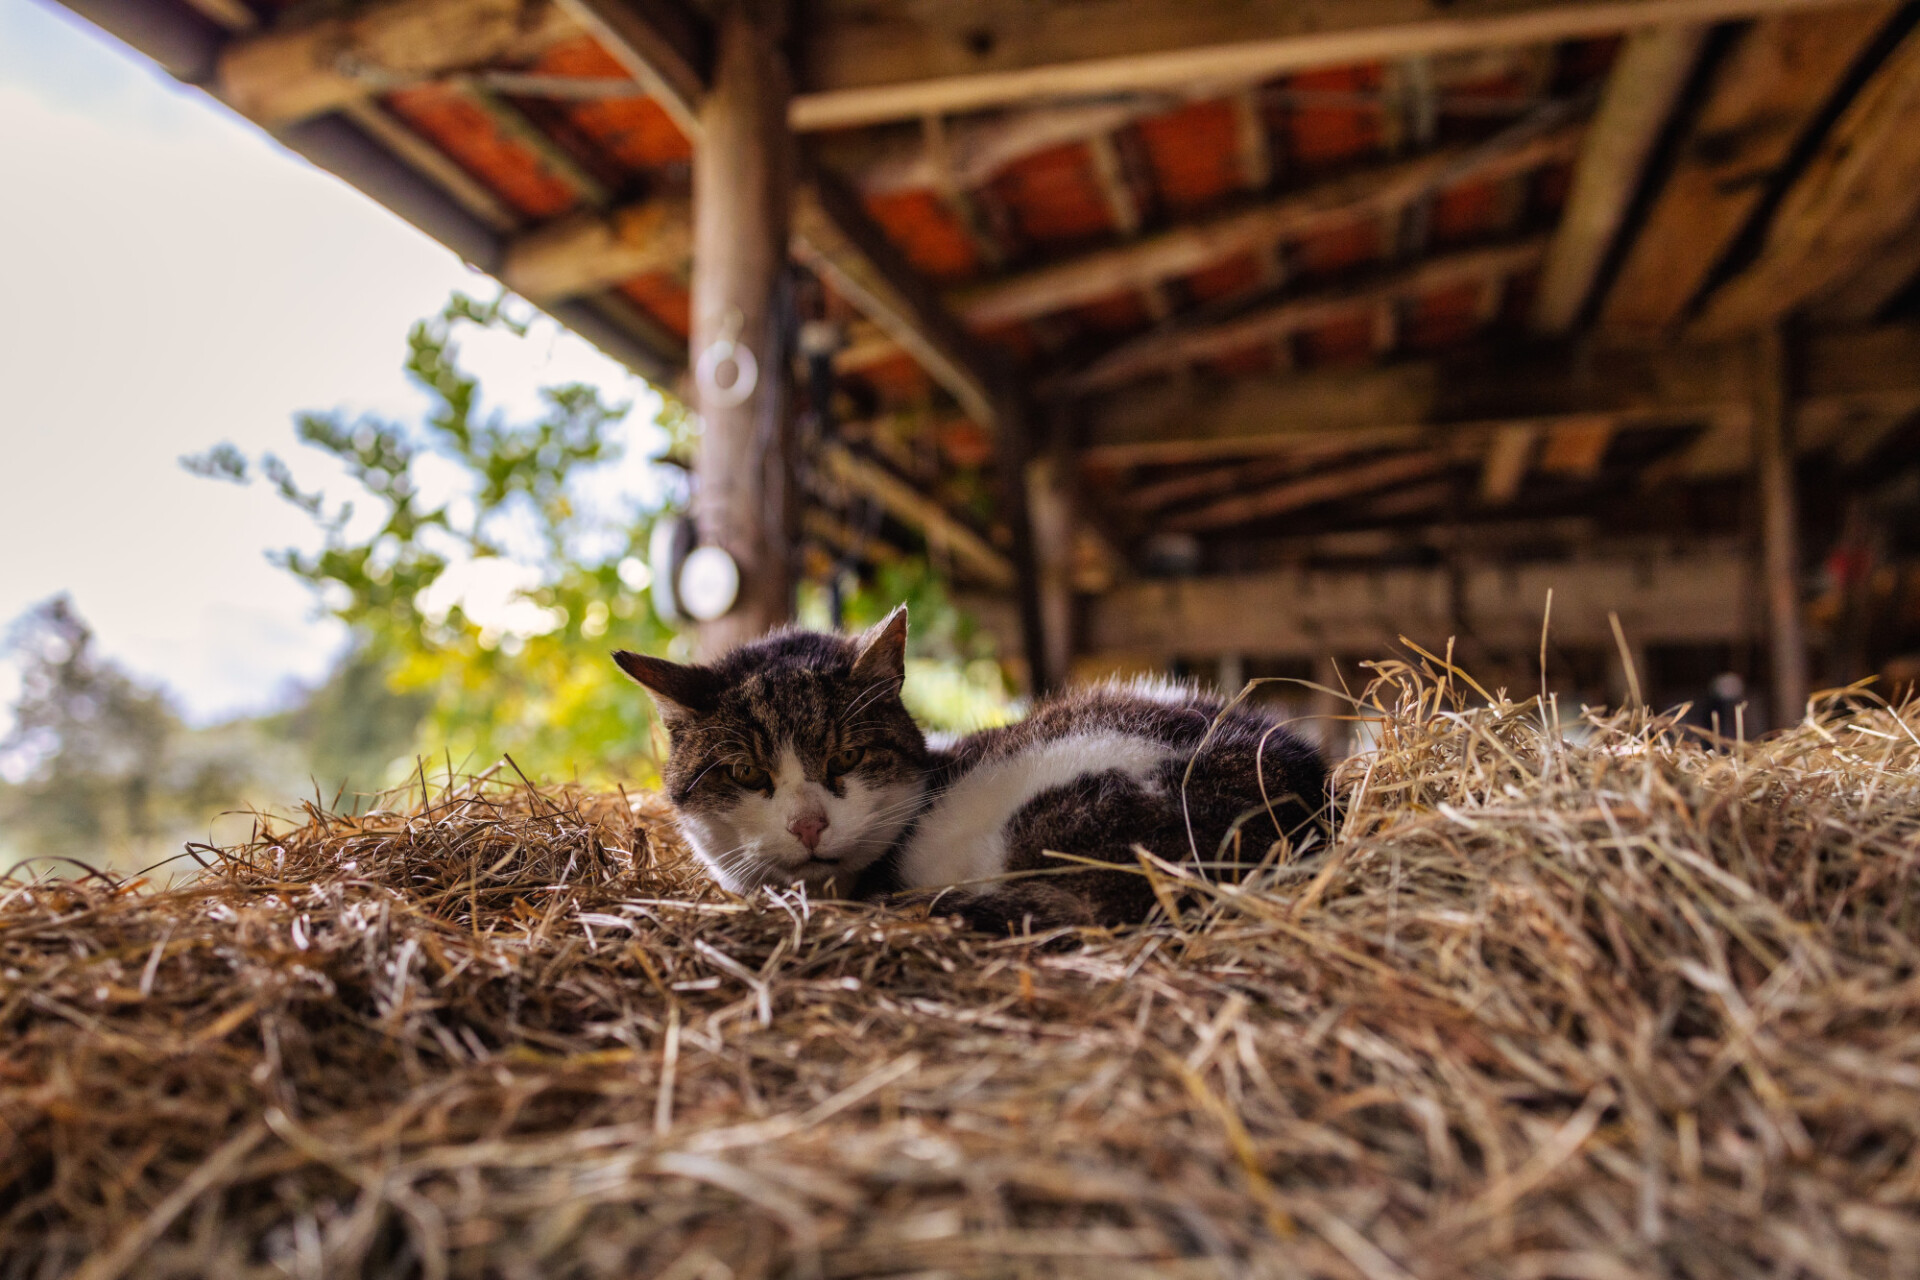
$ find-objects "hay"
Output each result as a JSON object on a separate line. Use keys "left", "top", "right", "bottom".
{"left": 5, "top": 660, "right": 1920, "bottom": 1279}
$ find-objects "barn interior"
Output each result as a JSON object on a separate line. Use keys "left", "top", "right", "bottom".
{"left": 51, "top": 0, "right": 1920, "bottom": 734}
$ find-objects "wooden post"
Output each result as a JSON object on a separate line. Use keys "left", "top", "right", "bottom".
{"left": 1754, "top": 325, "right": 1809, "bottom": 725}
{"left": 994, "top": 392, "right": 1053, "bottom": 697}
{"left": 1026, "top": 443, "right": 1077, "bottom": 692}
{"left": 691, "top": 0, "right": 794, "bottom": 657}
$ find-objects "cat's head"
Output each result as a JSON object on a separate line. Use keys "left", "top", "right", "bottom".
{"left": 613, "top": 607, "right": 928, "bottom": 894}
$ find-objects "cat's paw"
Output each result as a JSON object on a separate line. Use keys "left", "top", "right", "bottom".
{"left": 892, "top": 882, "right": 1095, "bottom": 936}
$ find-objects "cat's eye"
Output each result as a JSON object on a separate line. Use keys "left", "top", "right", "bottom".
{"left": 827, "top": 746, "right": 865, "bottom": 776}
{"left": 728, "top": 763, "right": 772, "bottom": 791}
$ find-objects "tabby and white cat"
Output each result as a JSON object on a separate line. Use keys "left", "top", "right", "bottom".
{"left": 613, "top": 608, "right": 1327, "bottom": 930}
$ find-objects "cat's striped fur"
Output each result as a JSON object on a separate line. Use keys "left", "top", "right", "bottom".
{"left": 615, "top": 608, "right": 1328, "bottom": 932}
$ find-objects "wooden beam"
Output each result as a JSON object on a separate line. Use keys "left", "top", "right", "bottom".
{"left": 853, "top": 100, "right": 1153, "bottom": 195}
{"left": 1068, "top": 235, "right": 1549, "bottom": 392}
{"left": 487, "top": 121, "right": 1574, "bottom": 344}
{"left": 337, "top": 99, "right": 522, "bottom": 233}
{"left": 1084, "top": 324, "right": 1920, "bottom": 466}
{"left": 951, "top": 124, "right": 1580, "bottom": 328}
{"left": 503, "top": 197, "right": 691, "bottom": 303}
{"left": 1085, "top": 551, "right": 1754, "bottom": 660}
{"left": 1599, "top": 5, "right": 1896, "bottom": 334}
{"left": 792, "top": 168, "right": 1005, "bottom": 428}
{"left": 550, "top": 0, "right": 707, "bottom": 138}
{"left": 690, "top": 0, "right": 795, "bottom": 655}
{"left": 1085, "top": 339, "right": 1748, "bottom": 464}
{"left": 1537, "top": 416, "right": 1616, "bottom": 475}
{"left": 789, "top": 0, "right": 1879, "bottom": 131}
{"left": 1165, "top": 451, "right": 1452, "bottom": 532}
{"left": 1808, "top": 213, "right": 1920, "bottom": 322}
{"left": 216, "top": 0, "right": 581, "bottom": 126}
{"left": 1478, "top": 423, "right": 1539, "bottom": 503}
{"left": 822, "top": 449, "right": 1016, "bottom": 589}
{"left": 1693, "top": 22, "right": 1920, "bottom": 336}
{"left": 1754, "top": 325, "right": 1809, "bottom": 722}
{"left": 1532, "top": 23, "right": 1705, "bottom": 333}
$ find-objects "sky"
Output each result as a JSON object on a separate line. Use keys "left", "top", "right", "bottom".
{"left": 0, "top": 0, "right": 662, "bottom": 726}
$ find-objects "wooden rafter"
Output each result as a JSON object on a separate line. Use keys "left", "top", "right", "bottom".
{"left": 215, "top": 0, "right": 1877, "bottom": 131}
{"left": 1164, "top": 451, "right": 1452, "bottom": 531}
{"left": 950, "top": 124, "right": 1580, "bottom": 329}
{"left": 503, "top": 197, "right": 691, "bottom": 303}
{"left": 217, "top": 0, "right": 580, "bottom": 126}
{"left": 1068, "top": 235, "right": 1549, "bottom": 392}
{"left": 792, "top": 169, "right": 1005, "bottom": 428}
{"left": 822, "top": 449, "right": 1016, "bottom": 589}
{"left": 1532, "top": 22, "right": 1705, "bottom": 333}
{"left": 1599, "top": 4, "right": 1896, "bottom": 333}
{"left": 550, "top": 0, "right": 707, "bottom": 137}
{"left": 1083, "top": 323, "right": 1920, "bottom": 466}
{"left": 789, "top": 0, "right": 1880, "bottom": 130}
{"left": 1693, "top": 22, "right": 1920, "bottom": 335}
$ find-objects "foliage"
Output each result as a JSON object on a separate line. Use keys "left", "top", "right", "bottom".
{"left": 187, "top": 292, "right": 681, "bottom": 791}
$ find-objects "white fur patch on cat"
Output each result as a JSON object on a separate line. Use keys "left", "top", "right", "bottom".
{"left": 1102, "top": 674, "right": 1201, "bottom": 707}
{"left": 896, "top": 731, "right": 1175, "bottom": 888}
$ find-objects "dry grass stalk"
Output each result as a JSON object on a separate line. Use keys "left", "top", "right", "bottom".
{"left": 4, "top": 660, "right": 1919, "bottom": 1278}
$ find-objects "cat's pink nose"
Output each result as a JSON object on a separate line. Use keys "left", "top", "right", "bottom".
{"left": 788, "top": 812, "right": 829, "bottom": 852}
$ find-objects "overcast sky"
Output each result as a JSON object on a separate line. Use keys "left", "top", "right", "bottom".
{"left": 0, "top": 0, "right": 660, "bottom": 726}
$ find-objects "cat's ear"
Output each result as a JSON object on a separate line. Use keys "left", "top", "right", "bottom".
{"left": 612, "top": 651, "right": 722, "bottom": 724}
{"left": 851, "top": 605, "right": 908, "bottom": 687}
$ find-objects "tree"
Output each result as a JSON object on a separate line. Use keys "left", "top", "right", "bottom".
{"left": 187, "top": 292, "right": 683, "bottom": 790}
{"left": 0, "top": 596, "right": 238, "bottom": 866}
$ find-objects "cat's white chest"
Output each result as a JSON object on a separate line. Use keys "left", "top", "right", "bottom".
{"left": 895, "top": 731, "right": 1174, "bottom": 888}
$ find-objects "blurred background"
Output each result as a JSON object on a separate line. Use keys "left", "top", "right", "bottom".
{"left": 7, "top": 0, "right": 1920, "bottom": 874}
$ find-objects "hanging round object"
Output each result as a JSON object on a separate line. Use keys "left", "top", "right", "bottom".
{"left": 647, "top": 516, "right": 696, "bottom": 622}
{"left": 694, "top": 337, "right": 758, "bottom": 408}
{"left": 677, "top": 545, "right": 741, "bottom": 622}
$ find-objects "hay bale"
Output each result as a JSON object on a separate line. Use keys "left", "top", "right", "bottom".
{"left": 5, "top": 661, "right": 1920, "bottom": 1278}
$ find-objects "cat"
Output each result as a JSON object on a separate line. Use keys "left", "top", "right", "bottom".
{"left": 613, "top": 607, "right": 1329, "bottom": 932}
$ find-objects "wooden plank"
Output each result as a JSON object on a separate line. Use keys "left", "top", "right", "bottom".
{"left": 852, "top": 99, "right": 1154, "bottom": 195}
{"left": 1069, "top": 235, "right": 1549, "bottom": 391}
{"left": 503, "top": 197, "right": 691, "bottom": 302}
{"left": 1599, "top": 4, "right": 1895, "bottom": 334}
{"left": 1084, "top": 338, "right": 1754, "bottom": 464}
{"left": 1533, "top": 23, "right": 1706, "bottom": 333}
{"left": 789, "top": 0, "right": 1874, "bottom": 131}
{"left": 1165, "top": 451, "right": 1451, "bottom": 531}
{"left": 690, "top": 0, "right": 795, "bottom": 655}
{"left": 216, "top": 0, "right": 581, "bottom": 126}
{"left": 1753, "top": 326, "right": 1809, "bottom": 721}
{"left": 482, "top": 120, "right": 1573, "bottom": 333}
{"left": 951, "top": 124, "right": 1580, "bottom": 328}
{"left": 1085, "top": 552, "right": 1753, "bottom": 659}
{"left": 1086, "top": 323, "right": 1920, "bottom": 465}
{"left": 1537, "top": 416, "right": 1617, "bottom": 475}
{"left": 792, "top": 169, "right": 1004, "bottom": 428}
{"left": 822, "top": 449, "right": 1016, "bottom": 589}
{"left": 1694, "top": 22, "right": 1920, "bottom": 335}
{"left": 1479, "top": 423, "right": 1539, "bottom": 502}
{"left": 1808, "top": 212, "right": 1920, "bottom": 321}
{"left": 338, "top": 99, "right": 522, "bottom": 233}
{"left": 550, "top": 0, "right": 707, "bottom": 138}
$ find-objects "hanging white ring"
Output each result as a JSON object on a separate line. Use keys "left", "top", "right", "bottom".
{"left": 695, "top": 338, "right": 758, "bottom": 408}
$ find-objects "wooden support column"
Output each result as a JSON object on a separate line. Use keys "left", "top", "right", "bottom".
{"left": 1026, "top": 431, "right": 1078, "bottom": 692}
{"left": 691, "top": 0, "right": 794, "bottom": 656}
{"left": 1754, "top": 325, "right": 1809, "bottom": 725}
{"left": 994, "top": 393, "right": 1053, "bottom": 697}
